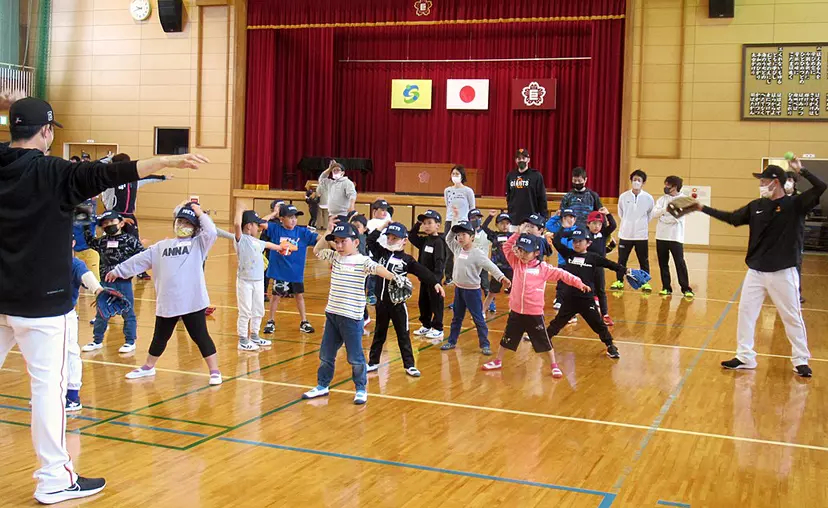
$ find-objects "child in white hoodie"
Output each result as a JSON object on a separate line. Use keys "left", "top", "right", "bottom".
{"left": 652, "top": 175, "right": 694, "bottom": 298}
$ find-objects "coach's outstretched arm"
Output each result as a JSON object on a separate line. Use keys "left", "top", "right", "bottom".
{"left": 699, "top": 202, "right": 751, "bottom": 227}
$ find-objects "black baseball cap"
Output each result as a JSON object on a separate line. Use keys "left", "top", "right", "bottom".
{"left": 753, "top": 164, "right": 786, "bottom": 185}
{"left": 372, "top": 199, "right": 390, "bottom": 210}
{"left": 522, "top": 213, "right": 545, "bottom": 228}
{"left": 386, "top": 222, "right": 408, "bottom": 239}
{"left": 496, "top": 213, "right": 512, "bottom": 223}
{"left": 97, "top": 210, "right": 122, "bottom": 225}
{"left": 468, "top": 208, "right": 483, "bottom": 219}
{"left": 270, "top": 199, "right": 285, "bottom": 211}
{"left": 349, "top": 214, "right": 368, "bottom": 228}
{"left": 561, "top": 208, "right": 577, "bottom": 218}
{"left": 451, "top": 220, "right": 475, "bottom": 234}
{"left": 417, "top": 210, "right": 442, "bottom": 223}
{"left": 569, "top": 228, "right": 592, "bottom": 241}
{"left": 9, "top": 97, "right": 63, "bottom": 129}
{"left": 280, "top": 204, "right": 304, "bottom": 217}
{"left": 242, "top": 210, "right": 265, "bottom": 226}
{"left": 325, "top": 222, "right": 358, "bottom": 241}
{"left": 175, "top": 205, "right": 199, "bottom": 226}
{"left": 515, "top": 148, "right": 530, "bottom": 158}
{"left": 516, "top": 234, "right": 540, "bottom": 252}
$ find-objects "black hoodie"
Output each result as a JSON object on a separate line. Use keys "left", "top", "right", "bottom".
{"left": 505, "top": 167, "right": 548, "bottom": 224}
{"left": 0, "top": 143, "right": 140, "bottom": 318}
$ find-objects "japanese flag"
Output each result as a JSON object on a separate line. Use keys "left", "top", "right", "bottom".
{"left": 446, "top": 79, "right": 489, "bottom": 110}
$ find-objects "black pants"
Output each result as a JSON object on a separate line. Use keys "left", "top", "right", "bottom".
{"left": 369, "top": 299, "right": 415, "bottom": 368}
{"left": 547, "top": 298, "right": 614, "bottom": 346}
{"left": 418, "top": 283, "right": 444, "bottom": 331}
{"left": 444, "top": 221, "right": 454, "bottom": 280}
{"left": 616, "top": 239, "right": 650, "bottom": 281}
{"left": 656, "top": 240, "right": 691, "bottom": 293}
{"left": 148, "top": 309, "right": 217, "bottom": 358}
{"left": 308, "top": 201, "right": 319, "bottom": 228}
{"left": 594, "top": 269, "right": 609, "bottom": 316}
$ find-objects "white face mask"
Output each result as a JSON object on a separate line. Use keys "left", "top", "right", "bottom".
{"left": 759, "top": 184, "right": 774, "bottom": 199}
{"left": 331, "top": 172, "right": 343, "bottom": 181}
{"left": 784, "top": 181, "right": 794, "bottom": 193}
{"left": 631, "top": 180, "right": 642, "bottom": 190}
{"left": 451, "top": 175, "right": 462, "bottom": 184}
{"left": 175, "top": 226, "right": 195, "bottom": 238}
{"left": 378, "top": 234, "right": 405, "bottom": 252}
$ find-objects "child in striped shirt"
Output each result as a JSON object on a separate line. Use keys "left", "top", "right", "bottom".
{"left": 302, "top": 218, "right": 402, "bottom": 405}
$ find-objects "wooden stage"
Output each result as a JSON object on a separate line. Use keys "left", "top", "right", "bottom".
{"left": 2, "top": 219, "right": 827, "bottom": 507}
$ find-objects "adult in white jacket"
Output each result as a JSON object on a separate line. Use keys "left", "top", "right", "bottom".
{"left": 651, "top": 176, "right": 693, "bottom": 297}
{"left": 612, "top": 169, "right": 654, "bottom": 291}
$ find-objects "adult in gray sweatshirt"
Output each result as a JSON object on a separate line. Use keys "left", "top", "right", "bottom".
{"left": 317, "top": 161, "right": 357, "bottom": 217}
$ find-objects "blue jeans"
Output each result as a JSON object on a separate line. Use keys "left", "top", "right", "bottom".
{"left": 447, "top": 287, "right": 489, "bottom": 348}
{"left": 317, "top": 312, "right": 367, "bottom": 391}
{"left": 92, "top": 278, "right": 137, "bottom": 344}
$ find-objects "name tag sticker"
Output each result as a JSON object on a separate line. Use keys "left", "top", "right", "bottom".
{"left": 497, "top": 236, "right": 508, "bottom": 243}
{"left": 106, "top": 241, "right": 119, "bottom": 249}
{"left": 424, "top": 246, "right": 434, "bottom": 253}
{"left": 458, "top": 253, "right": 469, "bottom": 260}
{"left": 571, "top": 257, "right": 586, "bottom": 266}
{"left": 526, "top": 268, "right": 540, "bottom": 275}
{"left": 178, "top": 241, "right": 192, "bottom": 247}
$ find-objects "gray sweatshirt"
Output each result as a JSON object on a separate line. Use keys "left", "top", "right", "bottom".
{"left": 112, "top": 214, "right": 217, "bottom": 317}
{"left": 445, "top": 230, "right": 506, "bottom": 290}
{"left": 317, "top": 176, "right": 357, "bottom": 216}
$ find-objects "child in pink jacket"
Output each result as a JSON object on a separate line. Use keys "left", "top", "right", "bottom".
{"left": 482, "top": 230, "right": 588, "bottom": 377}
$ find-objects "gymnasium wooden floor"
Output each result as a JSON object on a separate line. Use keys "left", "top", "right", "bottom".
{"left": 2, "top": 220, "right": 828, "bottom": 507}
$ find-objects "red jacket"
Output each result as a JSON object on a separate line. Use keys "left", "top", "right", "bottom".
{"left": 503, "top": 233, "right": 586, "bottom": 315}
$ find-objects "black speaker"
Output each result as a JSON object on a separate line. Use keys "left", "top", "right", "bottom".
{"left": 709, "top": 0, "right": 734, "bottom": 18}
{"left": 158, "top": 0, "right": 184, "bottom": 33}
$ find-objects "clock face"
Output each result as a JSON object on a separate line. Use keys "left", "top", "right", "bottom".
{"left": 130, "top": 0, "right": 151, "bottom": 21}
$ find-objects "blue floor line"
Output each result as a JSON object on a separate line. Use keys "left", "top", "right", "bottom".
{"left": 657, "top": 501, "right": 691, "bottom": 508}
{"left": 218, "top": 436, "right": 612, "bottom": 500}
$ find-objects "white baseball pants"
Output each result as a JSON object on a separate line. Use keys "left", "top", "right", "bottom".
{"left": 0, "top": 313, "right": 78, "bottom": 495}
{"left": 736, "top": 267, "right": 810, "bottom": 367}
{"left": 67, "top": 310, "right": 82, "bottom": 391}
{"left": 237, "top": 277, "right": 265, "bottom": 338}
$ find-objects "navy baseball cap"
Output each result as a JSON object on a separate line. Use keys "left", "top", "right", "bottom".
{"left": 175, "top": 206, "right": 199, "bottom": 226}
{"left": 270, "top": 199, "right": 285, "bottom": 211}
{"left": 325, "top": 222, "right": 358, "bottom": 241}
{"left": 349, "top": 214, "right": 368, "bottom": 228}
{"left": 521, "top": 213, "right": 545, "bottom": 228}
{"left": 569, "top": 228, "right": 592, "bottom": 241}
{"left": 516, "top": 234, "right": 540, "bottom": 252}
{"left": 386, "top": 222, "right": 408, "bottom": 239}
{"left": 417, "top": 210, "right": 442, "bottom": 223}
{"left": 451, "top": 220, "right": 475, "bottom": 234}
{"left": 97, "top": 210, "right": 122, "bottom": 225}
{"left": 10, "top": 97, "right": 63, "bottom": 129}
{"left": 280, "top": 204, "right": 304, "bottom": 217}
{"left": 242, "top": 210, "right": 265, "bottom": 226}
{"left": 496, "top": 212, "right": 512, "bottom": 223}
{"left": 372, "top": 199, "right": 390, "bottom": 210}
{"left": 468, "top": 208, "right": 483, "bottom": 219}
{"left": 561, "top": 208, "right": 577, "bottom": 218}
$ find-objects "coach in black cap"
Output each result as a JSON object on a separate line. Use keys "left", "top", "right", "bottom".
{"left": 0, "top": 96, "right": 208, "bottom": 503}
{"left": 506, "top": 148, "right": 548, "bottom": 225}
{"left": 692, "top": 158, "right": 826, "bottom": 377}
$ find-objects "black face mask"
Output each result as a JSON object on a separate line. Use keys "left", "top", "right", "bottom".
{"left": 664, "top": 186, "right": 672, "bottom": 195}
{"left": 103, "top": 225, "right": 119, "bottom": 236}
{"left": 573, "top": 182, "right": 585, "bottom": 191}
{"left": 470, "top": 219, "right": 481, "bottom": 230}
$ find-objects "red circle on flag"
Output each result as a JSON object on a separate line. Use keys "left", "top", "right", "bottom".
{"left": 459, "top": 86, "right": 476, "bottom": 103}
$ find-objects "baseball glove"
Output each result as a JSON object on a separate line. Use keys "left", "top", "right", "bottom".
{"left": 625, "top": 269, "right": 652, "bottom": 290}
{"left": 93, "top": 287, "right": 132, "bottom": 319}
{"left": 606, "top": 237, "right": 618, "bottom": 254}
{"left": 667, "top": 196, "right": 699, "bottom": 219}
{"left": 388, "top": 275, "right": 414, "bottom": 305}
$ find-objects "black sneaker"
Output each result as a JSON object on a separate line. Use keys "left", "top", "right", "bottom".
{"left": 607, "top": 344, "right": 620, "bottom": 359}
{"left": 35, "top": 476, "right": 106, "bottom": 505}
{"left": 800, "top": 296, "right": 806, "bottom": 304}
{"left": 137, "top": 272, "right": 151, "bottom": 281}
{"left": 263, "top": 320, "right": 275, "bottom": 334}
{"left": 721, "top": 357, "right": 756, "bottom": 370}
{"left": 299, "top": 321, "right": 315, "bottom": 333}
{"left": 794, "top": 364, "right": 813, "bottom": 378}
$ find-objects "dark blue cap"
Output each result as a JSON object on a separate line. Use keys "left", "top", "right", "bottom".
{"left": 522, "top": 213, "right": 545, "bottom": 227}
{"left": 242, "top": 210, "right": 265, "bottom": 226}
{"left": 385, "top": 222, "right": 408, "bottom": 239}
{"left": 569, "top": 228, "right": 592, "bottom": 241}
{"left": 468, "top": 208, "right": 483, "bottom": 219}
{"left": 417, "top": 209, "right": 442, "bottom": 223}
{"left": 496, "top": 213, "right": 512, "bottom": 223}
{"left": 372, "top": 199, "right": 389, "bottom": 209}
{"left": 280, "top": 204, "right": 304, "bottom": 217}
{"left": 325, "top": 222, "right": 358, "bottom": 241}
{"left": 175, "top": 205, "right": 199, "bottom": 226}
{"left": 516, "top": 234, "right": 540, "bottom": 252}
{"left": 270, "top": 199, "right": 285, "bottom": 210}
{"left": 451, "top": 220, "right": 475, "bottom": 234}
{"left": 561, "top": 208, "right": 577, "bottom": 217}
{"left": 97, "top": 210, "right": 122, "bottom": 225}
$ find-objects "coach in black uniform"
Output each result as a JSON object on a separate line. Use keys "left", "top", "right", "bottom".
{"left": 0, "top": 97, "right": 207, "bottom": 504}
{"left": 692, "top": 158, "right": 825, "bottom": 377}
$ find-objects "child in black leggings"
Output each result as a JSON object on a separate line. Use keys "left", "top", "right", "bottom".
{"left": 107, "top": 201, "right": 222, "bottom": 385}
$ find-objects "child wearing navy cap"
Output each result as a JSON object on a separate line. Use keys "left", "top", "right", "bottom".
{"left": 410, "top": 210, "right": 448, "bottom": 340}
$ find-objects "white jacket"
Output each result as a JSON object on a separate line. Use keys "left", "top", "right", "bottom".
{"left": 617, "top": 189, "right": 654, "bottom": 241}
{"left": 652, "top": 194, "right": 685, "bottom": 243}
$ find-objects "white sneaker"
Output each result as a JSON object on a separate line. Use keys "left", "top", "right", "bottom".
{"left": 364, "top": 317, "right": 372, "bottom": 327}
{"left": 405, "top": 367, "right": 421, "bottom": 377}
{"left": 118, "top": 343, "right": 136, "bottom": 353}
{"left": 125, "top": 367, "right": 156, "bottom": 379}
{"left": 302, "top": 386, "right": 330, "bottom": 399}
{"left": 250, "top": 336, "right": 271, "bottom": 346}
{"left": 553, "top": 300, "right": 561, "bottom": 310}
{"left": 568, "top": 316, "right": 578, "bottom": 324}
{"left": 209, "top": 373, "right": 223, "bottom": 385}
{"left": 354, "top": 390, "right": 368, "bottom": 405}
{"left": 81, "top": 342, "right": 102, "bottom": 352}
{"left": 413, "top": 326, "right": 430, "bottom": 336}
{"left": 366, "top": 363, "right": 379, "bottom": 372}
{"left": 238, "top": 341, "right": 260, "bottom": 351}
{"left": 425, "top": 329, "right": 444, "bottom": 340}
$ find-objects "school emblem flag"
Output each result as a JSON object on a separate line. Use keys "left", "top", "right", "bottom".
{"left": 391, "top": 79, "right": 433, "bottom": 109}
{"left": 511, "top": 78, "right": 557, "bottom": 110}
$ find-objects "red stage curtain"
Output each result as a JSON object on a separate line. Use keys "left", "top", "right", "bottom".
{"left": 244, "top": 0, "right": 625, "bottom": 198}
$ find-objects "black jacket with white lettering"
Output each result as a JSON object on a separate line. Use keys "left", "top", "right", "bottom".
{"left": 367, "top": 229, "right": 440, "bottom": 304}
{"left": 0, "top": 143, "right": 140, "bottom": 318}
{"left": 505, "top": 168, "right": 548, "bottom": 224}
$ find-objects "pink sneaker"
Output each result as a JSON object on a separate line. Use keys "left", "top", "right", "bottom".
{"left": 551, "top": 363, "right": 563, "bottom": 378}
{"left": 482, "top": 359, "right": 502, "bottom": 371}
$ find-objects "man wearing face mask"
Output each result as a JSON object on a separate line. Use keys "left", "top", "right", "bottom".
{"left": 612, "top": 169, "right": 654, "bottom": 291}
{"left": 317, "top": 160, "right": 357, "bottom": 219}
{"left": 691, "top": 159, "right": 826, "bottom": 377}
{"left": 506, "top": 148, "right": 548, "bottom": 225}
{"left": 785, "top": 171, "right": 806, "bottom": 304}
{"left": 561, "top": 166, "right": 603, "bottom": 228}
{"left": 0, "top": 97, "right": 207, "bottom": 503}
